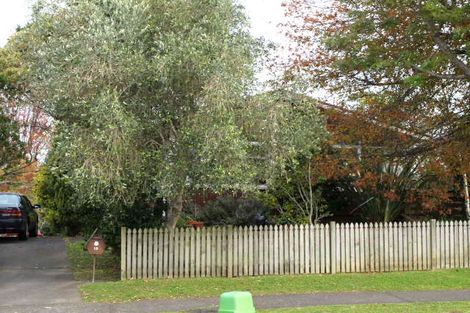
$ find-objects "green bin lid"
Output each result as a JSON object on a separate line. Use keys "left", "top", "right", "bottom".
{"left": 218, "top": 291, "right": 256, "bottom": 313}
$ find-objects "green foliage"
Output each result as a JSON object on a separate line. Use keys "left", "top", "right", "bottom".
{"left": 21, "top": 0, "right": 327, "bottom": 230}
{"left": 0, "top": 46, "right": 24, "bottom": 91}
{"left": 0, "top": 112, "right": 23, "bottom": 183}
{"left": 34, "top": 162, "right": 166, "bottom": 247}
{"left": 267, "top": 155, "right": 330, "bottom": 224}
{"left": 0, "top": 46, "right": 25, "bottom": 183}
{"left": 33, "top": 164, "right": 82, "bottom": 235}
{"left": 267, "top": 204, "right": 310, "bottom": 225}
{"left": 196, "top": 196, "right": 269, "bottom": 226}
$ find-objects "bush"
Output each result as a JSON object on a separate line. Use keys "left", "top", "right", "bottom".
{"left": 34, "top": 165, "right": 166, "bottom": 248}
{"left": 196, "top": 196, "right": 269, "bottom": 226}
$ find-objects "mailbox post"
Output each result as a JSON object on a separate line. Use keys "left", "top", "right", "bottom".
{"left": 86, "top": 235, "right": 106, "bottom": 283}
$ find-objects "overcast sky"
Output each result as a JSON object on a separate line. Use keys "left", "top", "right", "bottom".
{"left": 0, "top": 0, "right": 288, "bottom": 47}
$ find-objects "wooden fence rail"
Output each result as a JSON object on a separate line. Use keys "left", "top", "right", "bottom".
{"left": 120, "top": 220, "right": 470, "bottom": 280}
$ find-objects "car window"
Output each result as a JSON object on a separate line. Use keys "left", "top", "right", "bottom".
{"left": 19, "top": 197, "right": 29, "bottom": 211}
{"left": 24, "top": 196, "right": 33, "bottom": 209}
{"left": 0, "top": 195, "right": 20, "bottom": 208}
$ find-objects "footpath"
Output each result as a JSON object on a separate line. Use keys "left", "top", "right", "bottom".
{"left": 2, "top": 289, "right": 470, "bottom": 313}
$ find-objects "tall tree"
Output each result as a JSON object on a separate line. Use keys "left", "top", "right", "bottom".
{"left": 0, "top": 36, "right": 51, "bottom": 194}
{"left": 284, "top": 0, "right": 470, "bottom": 218}
{"left": 23, "top": 0, "right": 326, "bottom": 228}
{"left": 0, "top": 111, "right": 23, "bottom": 185}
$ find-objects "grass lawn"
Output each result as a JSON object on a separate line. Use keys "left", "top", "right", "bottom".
{"left": 260, "top": 302, "right": 470, "bottom": 313}
{"left": 66, "top": 239, "right": 120, "bottom": 281}
{"left": 80, "top": 268, "right": 470, "bottom": 303}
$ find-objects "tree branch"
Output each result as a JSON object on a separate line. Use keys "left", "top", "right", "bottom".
{"left": 412, "top": 65, "right": 467, "bottom": 80}
{"left": 426, "top": 21, "right": 470, "bottom": 78}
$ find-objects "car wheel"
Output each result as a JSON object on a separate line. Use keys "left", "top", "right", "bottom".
{"left": 19, "top": 221, "right": 29, "bottom": 241}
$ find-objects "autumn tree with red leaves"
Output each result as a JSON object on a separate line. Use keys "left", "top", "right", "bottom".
{"left": 283, "top": 0, "right": 470, "bottom": 220}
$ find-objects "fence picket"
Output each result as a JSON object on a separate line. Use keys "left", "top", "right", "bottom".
{"left": 136, "top": 229, "right": 142, "bottom": 279}
{"left": 232, "top": 227, "right": 238, "bottom": 277}
{"left": 217, "top": 227, "right": 223, "bottom": 277}
{"left": 222, "top": 227, "right": 227, "bottom": 277}
{"left": 121, "top": 228, "right": 127, "bottom": 280}
{"left": 351, "top": 223, "right": 357, "bottom": 273}
{"left": 438, "top": 221, "right": 443, "bottom": 269}
{"left": 423, "top": 222, "right": 428, "bottom": 270}
{"left": 201, "top": 228, "right": 208, "bottom": 277}
{"left": 253, "top": 226, "right": 259, "bottom": 276}
{"left": 274, "top": 225, "right": 279, "bottom": 275}
{"left": 445, "top": 221, "right": 450, "bottom": 268}
{"left": 358, "top": 223, "right": 366, "bottom": 272}
{"left": 280, "top": 225, "right": 286, "bottom": 275}
{"left": 227, "top": 226, "right": 233, "bottom": 278}
{"left": 248, "top": 226, "right": 253, "bottom": 276}
{"left": 464, "top": 221, "right": 469, "bottom": 268}
{"left": 148, "top": 228, "right": 154, "bottom": 278}
{"left": 174, "top": 228, "right": 180, "bottom": 278}
{"left": 363, "top": 223, "right": 369, "bottom": 272}
{"left": 417, "top": 222, "right": 422, "bottom": 271}
{"left": 309, "top": 224, "right": 314, "bottom": 274}
{"left": 369, "top": 223, "right": 377, "bottom": 272}
{"left": 345, "top": 223, "right": 350, "bottom": 273}
{"left": 355, "top": 223, "right": 360, "bottom": 273}
{"left": 195, "top": 228, "right": 200, "bottom": 278}
{"left": 237, "top": 227, "right": 243, "bottom": 276}
{"left": 153, "top": 229, "right": 158, "bottom": 278}
{"left": 317, "top": 224, "right": 322, "bottom": 273}
{"left": 458, "top": 221, "right": 463, "bottom": 268}
{"left": 269, "top": 225, "right": 275, "bottom": 275}
{"left": 392, "top": 222, "right": 398, "bottom": 271}
{"left": 397, "top": 222, "right": 403, "bottom": 271}
{"left": 176, "top": 228, "right": 183, "bottom": 277}
{"left": 143, "top": 229, "right": 148, "bottom": 279}
{"left": 294, "top": 225, "right": 300, "bottom": 274}
{"left": 242, "top": 227, "right": 248, "bottom": 276}
{"left": 325, "top": 224, "right": 330, "bottom": 274}
{"left": 162, "top": 229, "right": 168, "bottom": 277}
{"left": 450, "top": 221, "right": 456, "bottom": 268}
{"left": 126, "top": 228, "right": 132, "bottom": 279}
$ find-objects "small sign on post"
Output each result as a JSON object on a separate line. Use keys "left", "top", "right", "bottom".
{"left": 86, "top": 235, "right": 106, "bottom": 283}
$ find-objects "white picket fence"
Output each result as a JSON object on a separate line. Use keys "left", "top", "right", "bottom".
{"left": 120, "top": 220, "right": 470, "bottom": 280}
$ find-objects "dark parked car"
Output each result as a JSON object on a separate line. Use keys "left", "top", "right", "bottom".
{"left": 0, "top": 193, "right": 39, "bottom": 240}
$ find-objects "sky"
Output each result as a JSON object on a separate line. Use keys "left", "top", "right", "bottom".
{"left": 0, "top": 0, "right": 288, "bottom": 47}
{"left": 0, "top": 0, "right": 32, "bottom": 47}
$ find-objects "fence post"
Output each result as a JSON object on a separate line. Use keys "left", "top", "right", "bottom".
{"left": 430, "top": 219, "right": 437, "bottom": 269}
{"left": 121, "top": 227, "right": 127, "bottom": 280}
{"left": 330, "top": 221, "right": 336, "bottom": 274}
{"left": 227, "top": 226, "right": 233, "bottom": 278}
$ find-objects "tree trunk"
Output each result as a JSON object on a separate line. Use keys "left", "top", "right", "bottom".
{"left": 384, "top": 200, "right": 391, "bottom": 223}
{"left": 166, "top": 192, "right": 183, "bottom": 229}
{"left": 463, "top": 173, "right": 470, "bottom": 220}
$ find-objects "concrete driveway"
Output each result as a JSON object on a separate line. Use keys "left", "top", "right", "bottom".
{"left": 0, "top": 237, "right": 81, "bottom": 311}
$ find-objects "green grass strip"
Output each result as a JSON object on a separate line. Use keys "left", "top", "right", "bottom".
{"left": 260, "top": 301, "right": 470, "bottom": 312}
{"left": 81, "top": 269, "right": 470, "bottom": 303}
{"left": 66, "top": 239, "right": 120, "bottom": 281}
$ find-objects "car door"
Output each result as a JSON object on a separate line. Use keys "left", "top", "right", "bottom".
{"left": 24, "top": 197, "right": 38, "bottom": 229}
{"left": 20, "top": 196, "right": 35, "bottom": 229}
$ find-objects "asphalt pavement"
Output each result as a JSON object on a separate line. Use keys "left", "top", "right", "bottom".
{"left": 3, "top": 289, "right": 470, "bottom": 313}
{"left": 0, "top": 237, "right": 81, "bottom": 311}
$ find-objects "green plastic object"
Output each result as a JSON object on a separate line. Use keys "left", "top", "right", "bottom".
{"left": 218, "top": 291, "right": 256, "bottom": 313}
